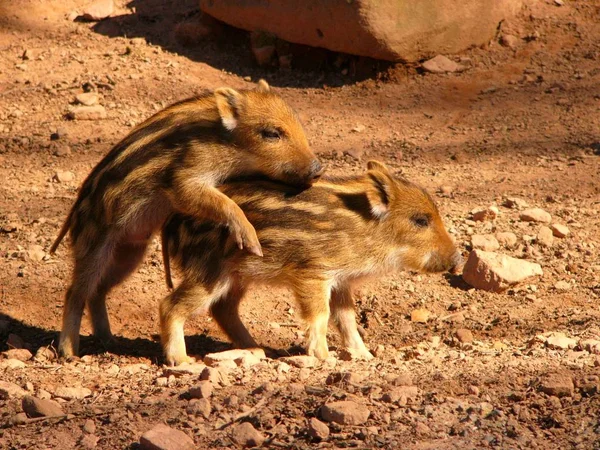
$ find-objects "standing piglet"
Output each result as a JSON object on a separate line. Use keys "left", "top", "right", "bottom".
{"left": 161, "top": 161, "right": 462, "bottom": 365}
{"left": 50, "top": 80, "right": 322, "bottom": 358}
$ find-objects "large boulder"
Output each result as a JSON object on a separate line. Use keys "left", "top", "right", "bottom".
{"left": 199, "top": 0, "right": 522, "bottom": 62}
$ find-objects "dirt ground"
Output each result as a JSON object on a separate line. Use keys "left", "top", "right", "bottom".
{"left": 1, "top": 0, "right": 600, "bottom": 448}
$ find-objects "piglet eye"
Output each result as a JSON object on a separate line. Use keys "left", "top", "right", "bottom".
{"left": 260, "top": 128, "right": 281, "bottom": 140}
{"left": 411, "top": 214, "right": 430, "bottom": 228}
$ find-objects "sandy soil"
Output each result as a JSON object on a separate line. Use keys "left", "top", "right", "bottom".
{"left": 1, "top": 0, "right": 600, "bottom": 448}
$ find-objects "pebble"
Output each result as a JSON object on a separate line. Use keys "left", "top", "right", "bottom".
{"left": 53, "top": 145, "right": 72, "bottom": 157}
{"left": 410, "top": 308, "right": 430, "bottom": 323}
{"left": 75, "top": 92, "right": 99, "bottom": 106}
{"left": 580, "top": 339, "right": 600, "bottom": 355}
{"left": 54, "top": 386, "right": 92, "bottom": 400}
{"left": 0, "top": 381, "right": 27, "bottom": 399}
{"left": 554, "top": 280, "right": 572, "bottom": 291}
{"left": 188, "top": 381, "right": 212, "bottom": 399}
{"left": 54, "top": 170, "right": 75, "bottom": 183}
{"left": 421, "top": 55, "right": 464, "bottom": 74}
{"left": 199, "top": 367, "right": 229, "bottom": 386}
{"left": 496, "top": 232, "right": 518, "bottom": 248}
{"left": 280, "top": 355, "right": 318, "bottom": 368}
{"left": 82, "top": 0, "right": 114, "bottom": 21}
{"left": 325, "top": 371, "right": 365, "bottom": 385}
{"left": 121, "top": 363, "right": 149, "bottom": 375}
{"left": 471, "top": 234, "right": 500, "bottom": 252}
{"left": 520, "top": 208, "right": 551, "bottom": 223}
{"left": 540, "top": 373, "right": 574, "bottom": 397}
{"left": 10, "top": 412, "right": 29, "bottom": 425}
{"left": 543, "top": 332, "right": 577, "bottom": 350}
{"left": 392, "top": 373, "right": 413, "bottom": 386}
{"left": 231, "top": 422, "right": 265, "bottom": 448}
{"left": 186, "top": 398, "right": 211, "bottom": 418}
{"left": 308, "top": 417, "right": 330, "bottom": 440}
{"left": 382, "top": 386, "right": 418, "bottom": 403}
{"left": 139, "top": 424, "right": 195, "bottom": 450}
{"left": 537, "top": 226, "right": 554, "bottom": 247}
{"left": 164, "top": 362, "right": 206, "bottom": 376}
{"left": 456, "top": 328, "right": 474, "bottom": 343}
{"left": 83, "top": 419, "right": 97, "bottom": 434}
{"left": 502, "top": 197, "right": 528, "bottom": 209}
{"left": 551, "top": 223, "right": 570, "bottom": 238}
{"left": 500, "top": 34, "right": 519, "bottom": 49}
{"left": 320, "top": 401, "right": 370, "bottom": 425}
{"left": 472, "top": 206, "right": 498, "bottom": 222}
{"left": 1, "top": 359, "right": 27, "bottom": 369}
{"left": 438, "top": 185, "right": 453, "bottom": 196}
{"left": 462, "top": 250, "right": 543, "bottom": 292}
{"left": 67, "top": 105, "right": 107, "bottom": 120}
{"left": 252, "top": 45, "right": 276, "bottom": 66}
{"left": 203, "top": 348, "right": 265, "bottom": 366}
{"left": 3, "top": 348, "right": 33, "bottom": 361}
{"left": 22, "top": 395, "right": 64, "bottom": 418}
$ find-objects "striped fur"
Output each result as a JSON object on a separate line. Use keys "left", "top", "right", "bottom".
{"left": 51, "top": 80, "right": 321, "bottom": 359}
{"left": 160, "top": 161, "right": 461, "bottom": 365}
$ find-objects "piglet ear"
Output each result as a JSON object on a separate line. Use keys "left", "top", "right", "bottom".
{"left": 366, "top": 160, "right": 394, "bottom": 219}
{"left": 256, "top": 79, "right": 271, "bottom": 92}
{"left": 214, "top": 87, "right": 244, "bottom": 131}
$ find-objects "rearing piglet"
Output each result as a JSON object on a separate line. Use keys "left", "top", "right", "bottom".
{"left": 50, "top": 80, "right": 322, "bottom": 358}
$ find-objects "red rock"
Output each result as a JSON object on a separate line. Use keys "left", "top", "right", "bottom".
{"left": 455, "top": 328, "right": 474, "bottom": 343}
{"left": 0, "top": 381, "right": 27, "bottom": 399}
{"left": 551, "top": 223, "right": 570, "bottom": 238}
{"left": 3, "top": 348, "right": 33, "bottom": 361}
{"left": 520, "top": 208, "right": 551, "bottom": 223}
{"left": 308, "top": 417, "right": 330, "bottom": 440}
{"left": 422, "top": 55, "right": 464, "bottom": 74}
{"left": 280, "top": 355, "right": 318, "bottom": 368}
{"left": 22, "top": 396, "right": 64, "bottom": 418}
{"left": 321, "top": 401, "right": 370, "bottom": 425}
{"left": 188, "top": 381, "right": 212, "bottom": 399}
{"left": 82, "top": 0, "right": 114, "bottom": 21}
{"left": 140, "top": 424, "right": 195, "bottom": 450}
{"left": 67, "top": 105, "right": 107, "bottom": 121}
{"left": 203, "top": 348, "right": 265, "bottom": 366}
{"left": 471, "top": 234, "right": 500, "bottom": 252}
{"left": 462, "top": 250, "right": 543, "bottom": 292}
{"left": 540, "top": 373, "right": 574, "bottom": 398}
{"left": 496, "top": 232, "right": 518, "bottom": 248}
{"left": 231, "top": 422, "right": 265, "bottom": 447}
{"left": 200, "top": 1, "right": 522, "bottom": 62}
{"left": 537, "top": 226, "right": 554, "bottom": 247}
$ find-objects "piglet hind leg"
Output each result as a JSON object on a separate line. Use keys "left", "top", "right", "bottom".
{"left": 59, "top": 238, "right": 114, "bottom": 358}
{"left": 294, "top": 279, "right": 331, "bottom": 360}
{"left": 87, "top": 240, "right": 148, "bottom": 344}
{"left": 210, "top": 282, "right": 259, "bottom": 349}
{"left": 330, "top": 285, "right": 374, "bottom": 360}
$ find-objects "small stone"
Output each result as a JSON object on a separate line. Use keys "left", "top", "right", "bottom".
{"left": 381, "top": 386, "right": 418, "bottom": 403}
{"left": 468, "top": 385, "right": 480, "bottom": 396}
{"left": 343, "top": 148, "right": 364, "bottom": 160}
{"left": 392, "top": 373, "right": 413, "bottom": 386}
{"left": 10, "top": 412, "right": 29, "bottom": 425}
{"left": 199, "top": 367, "right": 229, "bottom": 386}
{"left": 163, "top": 362, "right": 206, "bottom": 376}
{"left": 580, "top": 339, "right": 600, "bottom": 355}
{"left": 82, "top": 0, "right": 114, "bottom": 21}
{"left": 121, "top": 363, "right": 149, "bottom": 375}
{"left": 67, "top": 105, "right": 107, "bottom": 120}
{"left": 325, "top": 371, "right": 365, "bottom": 385}
{"left": 520, "top": 208, "right": 551, "bottom": 223}
{"left": 421, "top": 55, "right": 464, "bottom": 74}
{"left": 308, "top": 417, "right": 330, "bottom": 440}
{"left": 155, "top": 377, "right": 169, "bottom": 387}
{"left": 231, "top": 422, "right": 265, "bottom": 448}
{"left": 471, "top": 234, "right": 500, "bottom": 252}
{"left": 0, "top": 381, "right": 27, "bottom": 399}
{"left": 472, "top": 206, "right": 498, "bottom": 221}
{"left": 34, "top": 346, "right": 56, "bottom": 362}
{"left": 537, "top": 226, "right": 554, "bottom": 247}
{"left": 462, "top": 250, "right": 543, "bottom": 292}
{"left": 410, "top": 308, "right": 430, "bottom": 323}
{"left": 0, "top": 359, "right": 27, "bottom": 369}
{"left": 188, "top": 381, "right": 212, "bottom": 399}
{"left": 503, "top": 197, "right": 529, "bottom": 209}
{"left": 139, "top": 424, "right": 195, "bottom": 450}
{"left": 500, "top": 34, "right": 519, "bottom": 49}
{"left": 26, "top": 244, "right": 46, "bottom": 262}
{"left": 83, "top": 419, "right": 97, "bottom": 434}
{"left": 493, "top": 341, "right": 508, "bottom": 350}
{"left": 203, "top": 348, "right": 265, "bottom": 366}
{"left": 3, "top": 348, "right": 33, "bottom": 361}
{"left": 75, "top": 92, "right": 99, "bottom": 106}
{"left": 280, "top": 355, "right": 318, "bottom": 368}
{"left": 53, "top": 145, "right": 72, "bottom": 157}
{"left": 22, "top": 395, "right": 64, "bottom": 418}
{"left": 80, "top": 434, "right": 99, "bottom": 449}
{"left": 551, "top": 224, "right": 570, "bottom": 238}
{"left": 438, "top": 185, "right": 453, "bottom": 196}
{"left": 456, "top": 328, "right": 474, "bottom": 343}
{"left": 544, "top": 332, "right": 577, "bottom": 350}
{"left": 186, "top": 398, "right": 211, "bottom": 419}
{"left": 53, "top": 171, "right": 75, "bottom": 183}
{"left": 236, "top": 353, "right": 262, "bottom": 368}
{"left": 554, "top": 0, "right": 564, "bottom": 5}
{"left": 496, "top": 232, "right": 518, "bottom": 248}
{"left": 54, "top": 386, "right": 92, "bottom": 400}
{"left": 351, "top": 124, "right": 366, "bottom": 133}
{"left": 321, "top": 401, "right": 370, "bottom": 425}
{"left": 540, "top": 373, "right": 574, "bottom": 397}
{"left": 554, "top": 280, "right": 571, "bottom": 292}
